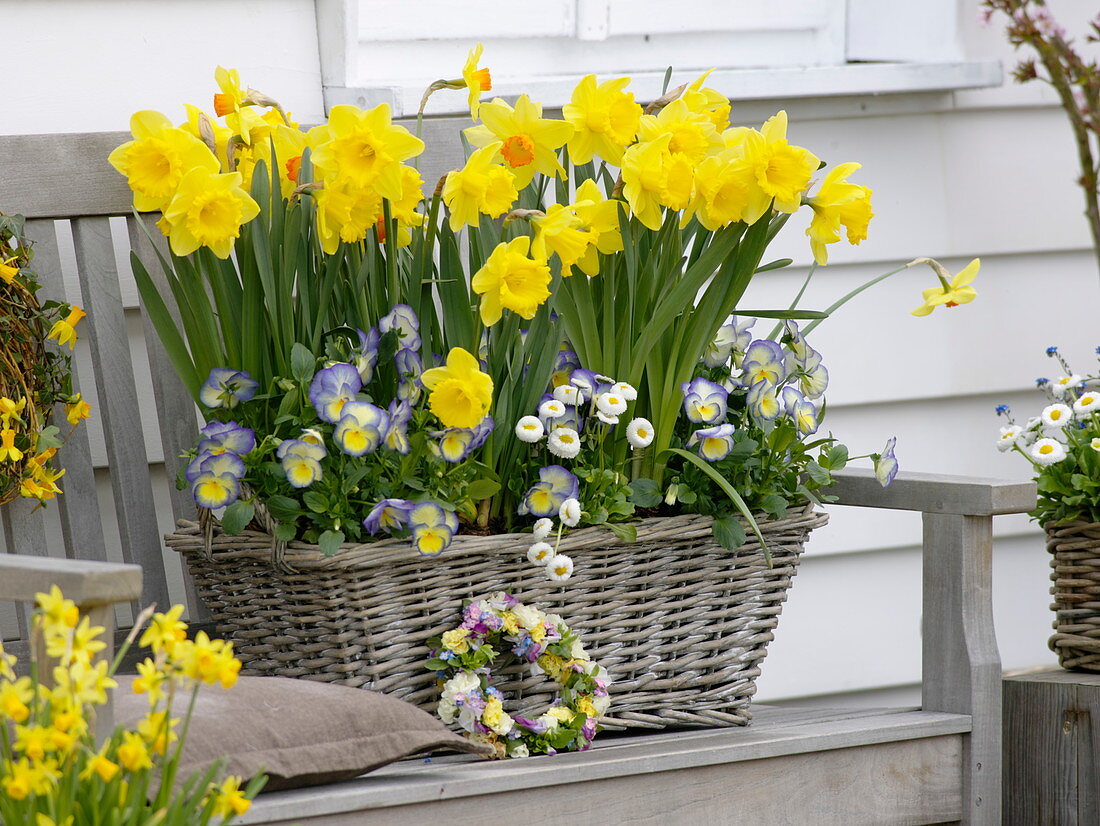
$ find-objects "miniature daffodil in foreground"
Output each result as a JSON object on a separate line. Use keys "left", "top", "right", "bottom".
{"left": 909, "top": 258, "right": 980, "bottom": 317}
{"left": 48, "top": 306, "right": 86, "bottom": 349}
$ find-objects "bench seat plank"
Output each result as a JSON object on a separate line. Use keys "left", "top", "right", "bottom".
{"left": 242, "top": 709, "right": 970, "bottom": 825}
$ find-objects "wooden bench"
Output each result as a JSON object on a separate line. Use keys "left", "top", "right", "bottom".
{"left": 0, "top": 130, "right": 1036, "bottom": 825}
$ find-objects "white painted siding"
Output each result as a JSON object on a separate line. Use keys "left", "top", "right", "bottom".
{"left": 1, "top": 0, "right": 1087, "bottom": 705}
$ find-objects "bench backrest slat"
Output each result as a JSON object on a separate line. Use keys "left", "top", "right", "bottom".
{"left": 70, "top": 216, "right": 170, "bottom": 610}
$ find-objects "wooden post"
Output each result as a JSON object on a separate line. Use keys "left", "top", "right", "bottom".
{"left": 922, "top": 513, "right": 1001, "bottom": 825}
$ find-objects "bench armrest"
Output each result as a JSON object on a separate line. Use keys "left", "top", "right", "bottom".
{"left": 826, "top": 467, "right": 1036, "bottom": 516}
{"left": 0, "top": 554, "right": 143, "bottom": 606}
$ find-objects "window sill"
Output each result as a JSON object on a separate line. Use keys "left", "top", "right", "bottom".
{"left": 324, "top": 60, "right": 1003, "bottom": 118}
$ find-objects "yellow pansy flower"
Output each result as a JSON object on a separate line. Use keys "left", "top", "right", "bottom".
{"left": 160, "top": 167, "right": 260, "bottom": 259}
{"left": 308, "top": 104, "right": 424, "bottom": 199}
{"left": 464, "top": 95, "right": 574, "bottom": 189}
{"left": 471, "top": 236, "right": 553, "bottom": 325}
{"left": 462, "top": 44, "right": 493, "bottom": 120}
{"left": 740, "top": 111, "right": 819, "bottom": 214}
{"left": 48, "top": 306, "right": 86, "bottom": 350}
{"left": 441, "top": 628, "right": 471, "bottom": 654}
{"left": 211, "top": 776, "right": 252, "bottom": 818}
{"left": 108, "top": 111, "right": 220, "bottom": 212}
{"left": 0, "top": 257, "right": 19, "bottom": 284}
{"left": 442, "top": 142, "right": 518, "bottom": 231}
{"left": 637, "top": 98, "right": 722, "bottom": 165}
{"left": 421, "top": 348, "right": 494, "bottom": 429}
{"left": 65, "top": 393, "right": 92, "bottom": 426}
{"left": 0, "top": 428, "right": 23, "bottom": 463}
{"left": 805, "top": 162, "right": 874, "bottom": 265}
{"left": 909, "top": 258, "right": 981, "bottom": 317}
{"left": 563, "top": 74, "right": 642, "bottom": 165}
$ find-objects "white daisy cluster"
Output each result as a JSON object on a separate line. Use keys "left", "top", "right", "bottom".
{"left": 513, "top": 372, "right": 654, "bottom": 458}
{"left": 524, "top": 501, "right": 580, "bottom": 582}
{"left": 995, "top": 347, "right": 1100, "bottom": 468}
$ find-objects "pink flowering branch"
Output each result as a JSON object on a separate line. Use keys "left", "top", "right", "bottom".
{"left": 984, "top": 0, "right": 1100, "bottom": 277}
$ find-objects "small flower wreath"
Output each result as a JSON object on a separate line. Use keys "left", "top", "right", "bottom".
{"left": 425, "top": 592, "right": 611, "bottom": 759}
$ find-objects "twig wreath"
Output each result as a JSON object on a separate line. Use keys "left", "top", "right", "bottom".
{"left": 426, "top": 592, "right": 611, "bottom": 758}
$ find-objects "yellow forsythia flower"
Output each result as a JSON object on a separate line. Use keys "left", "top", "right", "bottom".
{"left": 442, "top": 142, "right": 518, "bottom": 232}
{"left": 108, "top": 111, "right": 219, "bottom": 212}
{"left": 740, "top": 111, "right": 819, "bottom": 215}
{"left": 308, "top": 104, "right": 424, "bottom": 199}
{"left": 805, "top": 162, "right": 873, "bottom": 266}
{"left": 65, "top": 393, "right": 92, "bottom": 426}
{"left": 471, "top": 236, "right": 552, "bottom": 326}
{"left": 160, "top": 168, "right": 260, "bottom": 259}
{"left": 48, "top": 306, "right": 86, "bottom": 350}
{"left": 421, "top": 348, "right": 494, "bottom": 429}
{"left": 462, "top": 44, "right": 493, "bottom": 120}
{"left": 464, "top": 95, "right": 574, "bottom": 189}
{"left": 910, "top": 258, "right": 980, "bottom": 317}
{"left": 563, "top": 74, "right": 642, "bottom": 165}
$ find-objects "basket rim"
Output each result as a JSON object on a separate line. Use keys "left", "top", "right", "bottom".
{"left": 167, "top": 504, "right": 828, "bottom": 572}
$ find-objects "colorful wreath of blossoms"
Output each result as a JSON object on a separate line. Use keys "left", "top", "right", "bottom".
{"left": 426, "top": 593, "right": 610, "bottom": 758}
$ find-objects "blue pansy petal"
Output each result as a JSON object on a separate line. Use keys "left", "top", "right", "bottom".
{"left": 747, "top": 380, "right": 781, "bottom": 422}
{"left": 199, "top": 452, "right": 246, "bottom": 479}
{"left": 874, "top": 437, "right": 899, "bottom": 487}
{"left": 282, "top": 454, "right": 322, "bottom": 488}
{"left": 741, "top": 340, "right": 787, "bottom": 388}
{"left": 363, "top": 498, "right": 414, "bottom": 534}
{"left": 309, "top": 363, "right": 363, "bottom": 423}
{"left": 191, "top": 472, "right": 240, "bottom": 509}
{"left": 540, "top": 464, "right": 579, "bottom": 499}
{"left": 380, "top": 304, "right": 421, "bottom": 351}
{"left": 681, "top": 377, "right": 729, "bottom": 424}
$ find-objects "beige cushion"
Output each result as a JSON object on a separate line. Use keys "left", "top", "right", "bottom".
{"left": 115, "top": 675, "right": 489, "bottom": 791}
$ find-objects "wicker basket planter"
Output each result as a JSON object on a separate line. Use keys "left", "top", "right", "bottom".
{"left": 1047, "top": 518, "right": 1100, "bottom": 671}
{"left": 167, "top": 505, "right": 826, "bottom": 729}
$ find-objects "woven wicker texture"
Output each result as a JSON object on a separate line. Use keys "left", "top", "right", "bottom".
{"left": 168, "top": 507, "right": 826, "bottom": 729}
{"left": 1048, "top": 518, "right": 1100, "bottom": 671}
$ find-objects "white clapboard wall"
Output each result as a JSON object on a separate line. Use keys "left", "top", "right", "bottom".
{"left": 1, "top": 0, "right": 1089, "bottom": 706}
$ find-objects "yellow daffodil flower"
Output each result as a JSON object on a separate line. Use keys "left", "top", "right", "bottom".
{"left": 0, "top": 256, "right": 19, "bottom": 284}
{"left": 909, "top": 258, "right": 981, "bottom": 317}
{"left": 138, "top": 710, "right": 179, "bottom": 755}
{"left": 421, "top": 347, "right": 494, "bottom": 429}
{"left": 108, "top": 111, "right": 220, "bottom": 212}
{"left": 46, "top": 615, "right": 106, "bottom": 666}
{"left": 36, "top": 585, "right": 79, "bottom": 630}
{"left": 472, "top": 236, "right": 553, "bottom": 325}
{"left": 313, "top": 179, "right": 383, "bottom": 254}
{"left": 563, "top": 74, "right": 642, "bottom": 165}
{"left": 0, "top": 396, "right": 26, "bottom": 428}
{"left": 0, "top": 677, "right": 33, "bottom": 723}
{"left": 381, "top": 164, "right": 427, "bottom": 248}
{"left": 531, "top": 205, "right": 596, "bottom": 274}
{"left": 0, "top": 428, "right": 23, "bottom": 463}
{"left": 462, "top": 44, "right": 493, "bottom": 120}
{"left": 308, "top": 104, "right": 424, "bottom": 199}
{"left": 48, "top": 306, "right": 86, "bottom": 350}
{"left": 637, "top": 98, "right": 722, "bottom": 165}
{"left": 683, "top": 149, "right": 770, "bottom": 230}
{"left": 132, "top": 658, "right": 168, "bottom": 705}
{"left": 620, "top": 134, "right": 675, "bottom": 231}
{"left": 140, "top": 605, "right": 188, "bottom": 656}
{"left": 160, "top": 167, "right": 260, "bottom": 259}
{"left": 213, "top": 66, "right": 246, "bottom": 117}
{"left": 442, "top": 141, "right": 518, "bottom": 231}
{"left": 211, "top": 776, "right": 252, "bottom": 818}
{"left": 80, "top": 746, "right": 120, "bottom": 783}
{"left": 805, "top": 162, "right": 874, "bottom": 265}
{"left": 117, "top": 730, "right": 153, "bottom": 772}
{"left": 65, "top": 393, "right": 91, "bottom": 426}
{"left": 571, "top": 179, "right": 624, "bottom": 276}
{"left": 180, "top": 103, "right": 234, "bottom": 171}
{"left": 464, "top": 95, "right": 574, "bottom": 189}
{"left": 682, "top": 69, "right": 731, "bottom": 131}
{"left": 740, "top": 111, "right": 819, "bottom": 214}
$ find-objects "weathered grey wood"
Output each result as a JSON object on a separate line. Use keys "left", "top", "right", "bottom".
{"left": 1003, "top": 670, "right": 1080, "bottom": 824}
{"left": 0, "top": 554, "right": 142, "bottom": 607}
{"left": 922, "top": 513, "right": 1001, "bottom": 825}
{"left": 405, "top": 116, "right": 468, "bottom": 199}
{"left": 126, "top": 214, "right": 207, "bottom": 620}
{"left": 0, "top": 132, "right": 134, "bottom": 219}
{"left": 828, "top": 467, "right": 1036, "bottom": 516}
{"left": 21, "top": 217, "right": 110, "bottom": 564}
{"left": 242, "top": 711, "right": 968, "bottom": 825}
{"left": 70, "top": 217, "right": 170, "bottom": 610}
{"left": 1, "top": 498, "right": 49, "bottom": 630}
